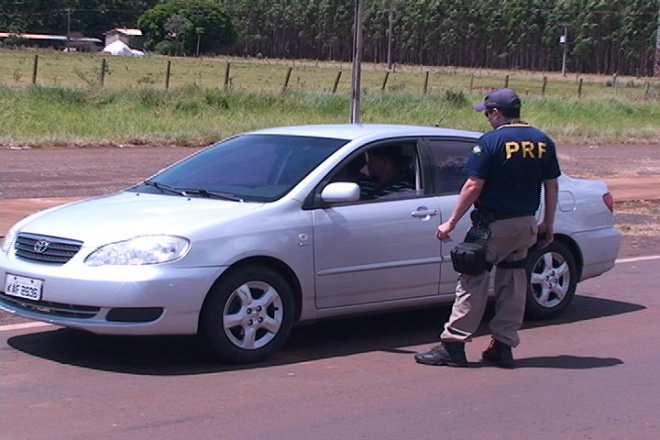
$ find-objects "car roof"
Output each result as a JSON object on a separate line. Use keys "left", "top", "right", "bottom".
{"left": 247, "top": 124, "right": 482, "bottom": 141}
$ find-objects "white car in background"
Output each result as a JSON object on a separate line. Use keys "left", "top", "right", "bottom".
{"left": 0, "top": 124, "right": 621, "bottom": 364}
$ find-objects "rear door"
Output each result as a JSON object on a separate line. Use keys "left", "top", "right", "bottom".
{"left": 423, "top": 136, "right": 479, "bottom": 294}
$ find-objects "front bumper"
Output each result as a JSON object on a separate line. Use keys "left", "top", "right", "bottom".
{"left": 0, "top": 254, "right": 224, "bottom": 335}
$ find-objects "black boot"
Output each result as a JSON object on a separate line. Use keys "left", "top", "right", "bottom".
{"left": 481, "top": 339, "right": 514, "bottom": 369}
{"left": 414, "top": 342, "right": 468, "bottom": 367}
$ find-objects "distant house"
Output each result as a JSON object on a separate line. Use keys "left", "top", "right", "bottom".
{"left": 103, "top": 28, "right": 144, "bottom": 51}
{"left": 0, "top": 32, "right": 102, "bottom": 51}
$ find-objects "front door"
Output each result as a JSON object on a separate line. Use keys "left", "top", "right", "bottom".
{"left": 311, "top": 140, "right": 443, "bottom": 309}
{"left": 312, "top": 197, "right": 442, "bottom": 308}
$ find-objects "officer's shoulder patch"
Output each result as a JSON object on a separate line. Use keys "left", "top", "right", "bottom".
{"left": 471, "top": 145, "right": 482, "bottom": 155}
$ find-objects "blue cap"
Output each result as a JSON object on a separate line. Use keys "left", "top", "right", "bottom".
{"left": 473, "top": 88, "right": 521, "bottom": 111}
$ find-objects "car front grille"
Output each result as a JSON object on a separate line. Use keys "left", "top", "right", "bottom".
{"left": 14, "top": 233, "right": 83, "bottom": 264}
{"left": 0, "top": 292, "right": 100, "bottom": 319}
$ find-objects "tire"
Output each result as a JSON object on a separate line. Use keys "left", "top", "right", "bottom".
{"left": 200, "top": 265, "right": 294, "bottom": 364}
{"left": 525, "top": 241, "right": 578, "bottom": 320}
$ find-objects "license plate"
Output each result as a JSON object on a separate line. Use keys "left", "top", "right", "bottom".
{"left": 4, "top": 274, "right": 43, "bottom": 301}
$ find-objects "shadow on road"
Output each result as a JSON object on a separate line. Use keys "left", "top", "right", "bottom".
{"left": 512, "top": 355, "right": 623, "bottom": 369}
{"left": 7, "top": 293, "right": 642, "bottom": 376}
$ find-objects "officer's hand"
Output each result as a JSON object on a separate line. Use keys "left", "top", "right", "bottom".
{"left": 537, "top": 223, "right": 554, "bottom": 248}
{"left": 436, "top": 221, "right": 454, "bottom": 242}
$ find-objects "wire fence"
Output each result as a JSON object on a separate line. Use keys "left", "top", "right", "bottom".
{"left": 2, "top": 49, "right": 659, "bottom": 101}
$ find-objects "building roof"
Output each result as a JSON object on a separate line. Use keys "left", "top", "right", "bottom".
{"left": 104, "top": 28, "right": 143, "bottom": 37}
{"left": 0, "top": 32, "right": 102, "bottom": 43}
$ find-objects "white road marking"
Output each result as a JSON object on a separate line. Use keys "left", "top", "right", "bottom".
{"left": 616, "top": 255, "right": 660, "bottom": 264}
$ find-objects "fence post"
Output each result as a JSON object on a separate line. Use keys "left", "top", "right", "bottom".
{"left": 612, "top": 73, "right": 618, "bottom": 94}
{"left": 32, "top": 55, "right": 39, "bottom": 85}
{"left": 469, "top": 74, "right": 474, "bottom": 90}
{"left": 423, "top": 71, "right": 429, "bottom": 95}
{"left": 165, "top": 60, "right": 172, "bottom": 90}
{"left": 224, "top": 63, "right": 231, "bottom": 90}
{"left": 282, "top": 67, "right": 292, "bottom": 93}
{"left": 541, "top": 77, "right": 548, "bottom": 96}
{"left": 332, "top": 71, "right": 342, "bottom": 94}
{"left": 99, "top": 58, "right": 107, "bottom": 86}
{"left": 381, "top": 71, "right": 390, "bottom": 92}
{"left": 578, "top": 78, "right": 584, "bottom": 98}
{"left": 504, "top": 74, "right": 510, "bottom": 88}
{"left": 644, "top": 78, "right": 651, "bottom": 100}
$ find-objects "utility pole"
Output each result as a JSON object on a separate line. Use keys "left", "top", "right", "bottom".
{"left": 350, "top": 0, "right": 364, "bottom": 124}
{"left": 559, "top": 23, "right": 570, "bottom": 77}
{"left": 66, "top": 8, "right": 71, "bottom": 35}
{"left": 66, "top": 8, "right": 72, "bottom": 48}
{"left": 655, "top": 0, "right": 660, "bottom": 77}
{"left": 195, "top": 27, "right": 204, "bottom": 57}
{"left": 387, "top": 9, "right": 394, "bottom": 70}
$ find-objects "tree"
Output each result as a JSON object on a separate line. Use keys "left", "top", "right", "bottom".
{"left": 138, "top": 2, "right": 186, "bottom": 50}
{"left": 1, "top": 0, "right": 658, "bottom": 75}
{"left": 0, "top": 1, "right": 160, "bottom": 37}
{"left": 165, "top": 14, "right": 193, "bottom": 55}
{"left": 138, "top": 0, "right": 236, "bottom": 54}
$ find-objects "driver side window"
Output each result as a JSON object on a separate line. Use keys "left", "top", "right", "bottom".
{"left": 331, "top": 141, "right": 421, "bottom": 202}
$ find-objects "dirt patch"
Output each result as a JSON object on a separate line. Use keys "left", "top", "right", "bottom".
{"left": 615, "top": 199, "right": 660, "bottom": 259}
{"left": 0, "top": 145, "right": 198, "bottom": 199}
{"left": 557, "top": 143, "right": 660, "bottom": 179}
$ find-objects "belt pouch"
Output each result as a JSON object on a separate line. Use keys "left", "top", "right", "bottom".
{"left": 450, "top": 240, "right": 487, "bottom": 275}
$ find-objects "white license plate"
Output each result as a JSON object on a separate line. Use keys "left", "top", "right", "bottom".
{"left": 5, "top": 274, "right": 44, "bottom": 301}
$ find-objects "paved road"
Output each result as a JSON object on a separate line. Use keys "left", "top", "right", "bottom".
{"left": 1, "top": 257, "right": 659, "bottom": 440}
{"left": 1, "top": 144, "right": 659, "bottom": 439}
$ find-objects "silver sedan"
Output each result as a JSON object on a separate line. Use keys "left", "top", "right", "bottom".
{"left": 0, "top": 124, "right": 621, "bottom": 363}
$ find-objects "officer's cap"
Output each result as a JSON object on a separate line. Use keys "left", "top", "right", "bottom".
{"left": 473, "top": 88, "right": 521, "bottom": 111}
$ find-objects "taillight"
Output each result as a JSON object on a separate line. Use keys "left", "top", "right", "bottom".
{"left": 603, "top": 192, "right": 614, "bottom": 212}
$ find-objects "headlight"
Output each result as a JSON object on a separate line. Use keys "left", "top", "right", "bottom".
{"left": 85, "top": 235, "right": 190, "bottom": 266}
{"left": 0, "top": 224, "right": 19, "bottom": 254}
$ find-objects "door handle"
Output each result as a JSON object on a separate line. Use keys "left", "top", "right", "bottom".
{"left": 411, "top": 209, "right": 438, "bottom": 219}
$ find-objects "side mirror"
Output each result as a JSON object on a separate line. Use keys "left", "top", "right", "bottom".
{"left": 320, "top": 182, "right": 361, "bottom": 203}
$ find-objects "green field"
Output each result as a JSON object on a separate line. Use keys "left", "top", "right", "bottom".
{"left": 1, "top": 49, "right": 659, "bottom": 146}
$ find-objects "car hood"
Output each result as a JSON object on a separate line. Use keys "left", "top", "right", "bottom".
{"left": 17, "top": 192, "right": 264, "bottom": 244}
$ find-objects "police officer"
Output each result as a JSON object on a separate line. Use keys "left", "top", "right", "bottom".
{"left": 415, "top": 88, "right": 561, "bottom": 369}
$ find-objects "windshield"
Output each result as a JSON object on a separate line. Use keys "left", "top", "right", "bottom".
{"left": 131, "top": 134, "right": 347, "bottom": 202}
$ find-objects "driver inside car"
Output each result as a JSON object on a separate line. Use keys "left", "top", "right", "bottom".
{"left": 359, "top": 146, "right": 414, "bottom": 200}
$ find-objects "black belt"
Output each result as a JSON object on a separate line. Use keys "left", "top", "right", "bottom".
{"left": 490, "top": 211, "right": 534, "bottom": 220}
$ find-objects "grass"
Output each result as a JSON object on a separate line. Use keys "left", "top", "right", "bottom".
{"left": 1, "top": 49, "right": 659, "bottom": 147}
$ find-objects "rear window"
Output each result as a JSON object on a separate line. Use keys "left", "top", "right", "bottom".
{"left": 426, "top": 138, "right": 474, "bottom": 194}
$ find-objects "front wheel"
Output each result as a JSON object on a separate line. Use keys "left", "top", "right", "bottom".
{"left": 200, "top": 265, "right": 294, "bottom": 364}
{"left": 525, "top": 241, "right": 578, "bottom": 320}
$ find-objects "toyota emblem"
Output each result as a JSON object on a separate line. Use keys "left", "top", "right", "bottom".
{"left": 33, "top": 240, "right": 51, "bottom": 254}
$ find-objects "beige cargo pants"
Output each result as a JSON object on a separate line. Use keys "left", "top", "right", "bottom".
{"left": 441, "top": 215, "right": 537, "bottom": 347}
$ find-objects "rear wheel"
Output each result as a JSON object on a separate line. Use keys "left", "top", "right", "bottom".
{"left": 200, "top": 265, "right": 294, "bottom": 364}
{"left": 525, "top": 241, "right": 578, "bottom": 320}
